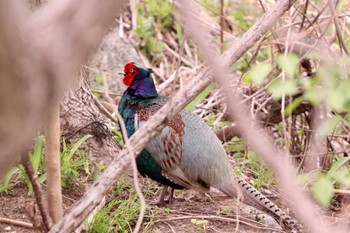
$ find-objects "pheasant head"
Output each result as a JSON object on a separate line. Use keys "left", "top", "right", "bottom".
{"left": 122, "top": 62, "right": 158, "bottom": 98}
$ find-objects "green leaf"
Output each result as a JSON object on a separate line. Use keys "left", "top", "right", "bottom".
{"left": 95, "top": 74, "right": 105, "bottom": 84}
{"left": 268, "top": 79, "right": 298, "bottom": 99}
{"left": 39, "top": 173, "right": 47, "bottom": 183}
{"left": 19, "top": 164, "right": 33, "bottom": 194}
{"left": 317, "top": 67, "right": 337, "bottom": 88}
{"left": 330, "top": 169, "right": 350, "bottom": 186}
{"left": 246, "top": 63, "right": 272, "bottom": 87}
{"left": 326, "top": 90, "right": 347, "bottom": 111}
{"left": 30, "top": 135, "right": 44, "bottom": 172}
{"left": 233, "top": 10, "right": 249, "bottom": 30}
{"left": 0, "top": 167, "right": 20, "bottom": 192}
{"left": 296, "top": 172, "right": 319, "bottom": 186}
{"left": 67, "top": 134, "right": 92, "bottom": 161}
{"left": 318, "top": 117, "right": 341, "bottom": 136}
{"left": 213, "top": 121, "right": 231, "bottom": 129}
{"left": 303, "top": 87, "right": 323, "bottom": 105}
{"left": 328, "top": 157, "right": 350, "bottom": 186}
{"left": 175, "top": 21, "right": 183, "bottom": 44}
{"left": 225, "top": 144, "right": 245, "bottom": 152}
{"left": 276, "top": 53, "right": 299, "bottom": 78}
{"left": 284, "top": 96, "right": 303, "bottom": 116}
{"left": 186, "top": 84, "right": 214, "bottom": 111}
{"left": 311, "top": 175, "right": 333, "bottom": 207}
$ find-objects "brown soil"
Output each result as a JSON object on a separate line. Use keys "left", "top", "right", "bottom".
{"left": 0, "top": 175, "right": 286, "bottom": 233}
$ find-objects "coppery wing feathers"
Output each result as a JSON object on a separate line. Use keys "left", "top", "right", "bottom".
{"left": 136, "top": 103, "right": 184, "bottom": 171}
{"left": 136, "top": 103, "right": 210, "bottom": 192}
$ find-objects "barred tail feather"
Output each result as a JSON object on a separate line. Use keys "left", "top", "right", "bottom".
{"left": 236, "top": 176, "right": 303, "bottom": 232}
{"left": 218, "top": 176, "right": 303, "bottom": 232}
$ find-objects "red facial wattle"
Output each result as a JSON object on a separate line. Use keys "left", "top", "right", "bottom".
{"left": 122, "top": 62, "right": 139, "bottom": 86}
{"left": 122, "top": 74, "right": 133, "bottom": 86}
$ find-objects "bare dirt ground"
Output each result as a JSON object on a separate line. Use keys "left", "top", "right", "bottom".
{"left": 0, "top": 174, "right": 287, "bottom": 233}
{"left": 0, "top": 182, "right": 85, "bottom": 233}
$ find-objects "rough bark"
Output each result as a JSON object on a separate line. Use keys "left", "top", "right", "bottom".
{"left": 60, "top": 76, "right": 117, "bottom": 165}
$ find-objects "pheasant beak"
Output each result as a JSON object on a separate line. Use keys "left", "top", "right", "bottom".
{"left": 119, "top": 72, "right": 126, "bottom": 76}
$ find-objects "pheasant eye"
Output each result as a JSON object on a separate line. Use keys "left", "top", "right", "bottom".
{"left": 129, "top": 68, "right": 134, "bottom": 73}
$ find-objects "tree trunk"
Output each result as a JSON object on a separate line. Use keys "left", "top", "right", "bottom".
{"left": 45, "top": 101, "right": 63, "bottom": 223}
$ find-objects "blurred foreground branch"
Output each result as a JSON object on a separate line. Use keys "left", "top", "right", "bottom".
{"left": 0, "top": 0, "right": 127, "bottom": 177}
{"left": 178, "top": 0, "right": 337, "bottom": 232}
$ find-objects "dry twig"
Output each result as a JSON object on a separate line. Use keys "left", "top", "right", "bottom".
{"left": 20, "top": 154, "right": 53, "bottom": 231}
{"left": 113, "top": 112, "right": 146, "bottom": 233}
{"left": 328, "top": 0, "right": 350, "bottom": 55}
{"left": 0, "top": 217, "right": 33, "bottom": 229}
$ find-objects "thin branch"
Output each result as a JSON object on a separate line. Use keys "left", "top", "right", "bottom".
{"left": 299, "top": 0, "right": 309, "bottom": 31}
{"left": 20, "top": 154, "right": 53, "bottom": 231}
{"left": 215, "top": 125, "right": 241, "bottom": 141}
{"left": 115, "top": 112, "right": 146, "bottom": 233}
{"left": 328, "top": 0, "right": 350, "bottom": 55}
{"left": 91, "top": 89, "right": 121, "bottom": 97}
{"left": 334, "top": 189, "right": 350, "bottom": 195}
{"left": 0, "top": 217, "right": 34, "bottom": 229}
{"left": 220, "top": 0, "right": 224, "bottom": 54}
{"left": 130, "top": 0, "right": 137, "bottom": 29}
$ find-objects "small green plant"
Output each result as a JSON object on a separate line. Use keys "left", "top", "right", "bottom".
{"left": 1, "top": 134, "right": 92, "bottom": 193}
{"left": 86, "top": 177, "right": 171, "bottom": 232}
{"left": 191, "top": 218, "right": 208, "bottom": 233}
{"left": 216, "top": 206, "right": 231, "bottom": 216}
{"left": 187, "top": 84, "right": 214, "bottom": 111}
{"left": 0, "top": 167, "right": 20, "bottom": 193}
{"left": 87, "top": 178, "right": 144, "bottom": 232}
{"left": 235, "top": 151, "right": 274, "bottom": 189}
{"left": 58, "top": 134, "right": 92, "bottom": 189}
{"left": 311, "top": 157, "right": 350, "bottom": 207}
{"left": 135, "top": 0, "right": 174, "bottom": 61}
{"left": 93, "top": 161, "right": 107, "bottom": 181}
{"left": 22, "top": 135, "right": 46, "bottom": 194}
{"left": 0, "top": 136, "right": 45, "bottom": 193}
{"left": 111, "top": 128, "right": 124, "bottom": 147}
{"left": 227, "top": 138, "right": 275, "bottom": 189}
{"left": 91, "top": 73, "right": 106, "bottom": 98}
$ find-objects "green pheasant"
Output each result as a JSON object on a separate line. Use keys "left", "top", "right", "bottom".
{"left": 118, "top": 62, "right": 303, "bottom": 232}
